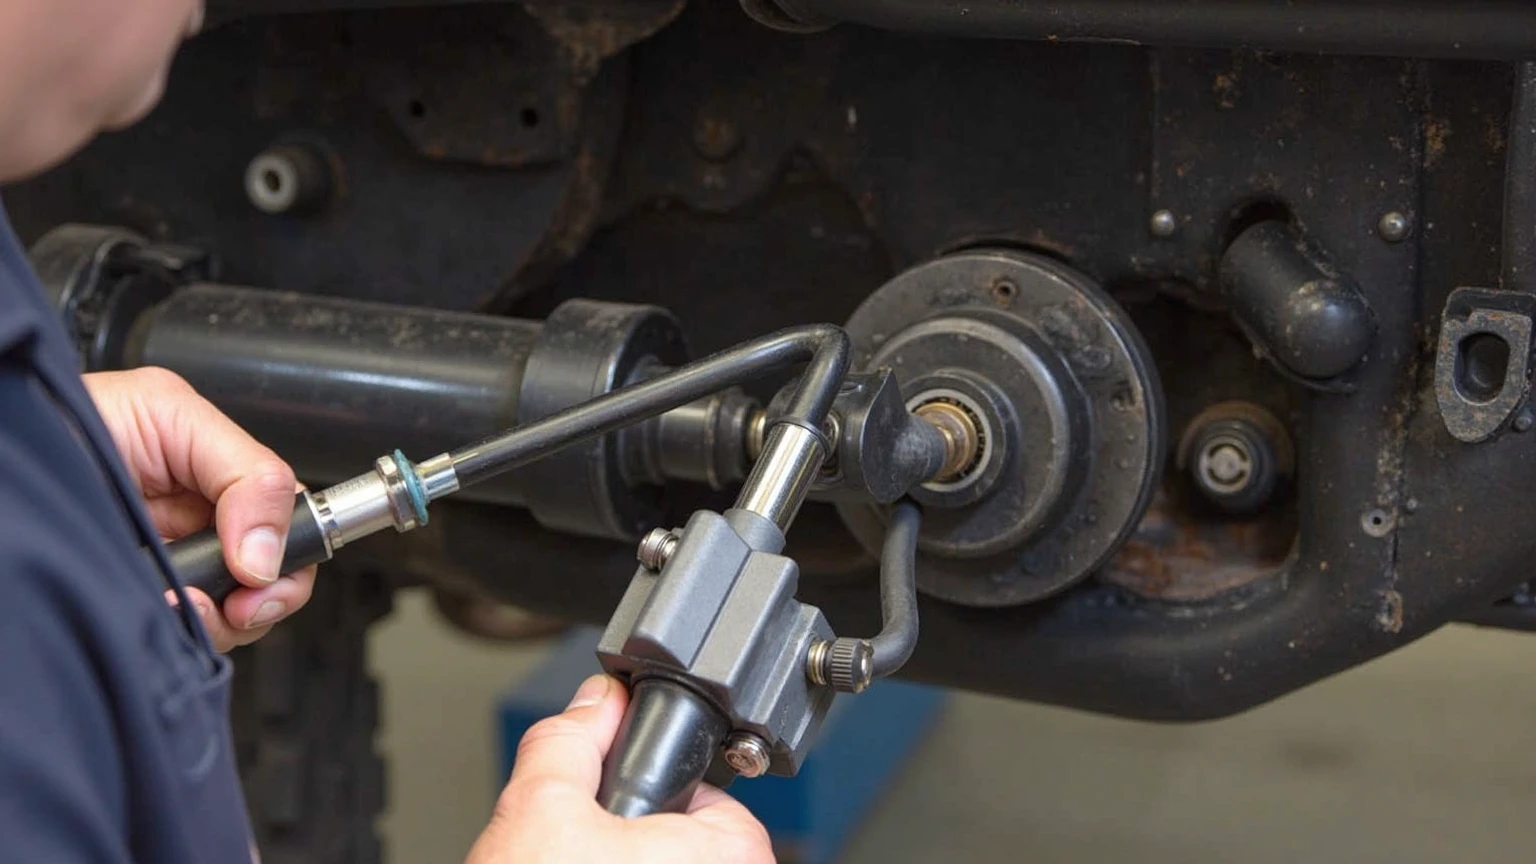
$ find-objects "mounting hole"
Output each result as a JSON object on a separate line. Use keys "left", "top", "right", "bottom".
{"left": 520, "top": 107, "right": 540, "bottom": 128}
{"left": 261, "top": 169, "right": 283, "bottom": 194}
{"left": 990, "top": 278, "right": 1018, "bottom": 306}
{"left": 1361, "top": 508, "right": 1393, "bottom": 538}
{"left": 1455, "top": 332, "right": 1510, "bottom": 404}
{"left": 408, "top": 100, "right": 427, "bottom": 119}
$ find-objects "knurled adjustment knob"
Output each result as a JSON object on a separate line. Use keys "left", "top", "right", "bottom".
{"left": 814, "top": 637, "right": 873, "bottom": 694}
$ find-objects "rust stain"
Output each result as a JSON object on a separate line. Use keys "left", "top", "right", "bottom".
{"left": 1423, "top": 116, "right": 1451, "bottom": 168}
{"left": 1102, "top": 490, "right": 1294, "bottom": 603}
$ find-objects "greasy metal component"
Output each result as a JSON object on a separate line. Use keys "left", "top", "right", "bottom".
{"left": 628, "top": 387, "right": 758, "bottom": 490}
{"left": 906, "top": 388, "right": 997, "bottom": 499}
{"left": 514, "top": 300, "right": 688, "bottom": 539}
{"left": 244, "top": 142, "right": 332, "bottom": 215}
{"left": 721, "top": 732, "right": 772, "bottom": 779}
{"left": 636, "top": 528, "right": 679, "bottom": 572}
{"left": 1433, "top": 288, "right": 1535, "bottom": 443}
{"left": 1149, "top": 209, "right": 1178, "bottom": 238}
{"left": 1377, "top": 211, "right": 1411, "bottom": 243}
{"left": 1220, "top": 220, "right": 1377, "bottom": 383}
{"left": 756, "top": 0, "right": 1536, "bottom": 59}
{"left": 1179, "top": 406, "right": 1289, "bottom": 515}
{"left": 912, "top": 399, "right": 981, "bottom": 484}
{"left": 838, "top": 250, "right": 1165, "bottom": 606}
{"left": 597, "top": 678, "right": 729, "bottom": 817}
{"left": 792, "top": 370, "right": 949, "bottom": 504}
{"left": 735, "top": 423, "right": 826, "bottom": 530}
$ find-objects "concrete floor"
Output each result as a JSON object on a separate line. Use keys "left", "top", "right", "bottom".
{"left": 373, "top": 591, "right": 1536, "bottom": 863}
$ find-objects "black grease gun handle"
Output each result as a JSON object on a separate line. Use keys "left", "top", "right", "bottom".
{"left": 165, "top": 491, "right": 333, "bottom": 602}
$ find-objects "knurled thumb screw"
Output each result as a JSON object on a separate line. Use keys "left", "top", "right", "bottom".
{"left": 806, "top": 637, "right": 874, "bottom": 694}
{"left": 636, "top": 528, "right": 678, "bottom": 571}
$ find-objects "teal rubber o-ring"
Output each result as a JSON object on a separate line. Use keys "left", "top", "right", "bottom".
{"left": 394, "top": 449, "right": 430, "bottom": 527}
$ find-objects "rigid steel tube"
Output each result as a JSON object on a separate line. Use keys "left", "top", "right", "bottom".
{"left": 448, "top": 325, "right": 849, "bottom": 489}
{"left": 767, "top": 0, "right": 1536, "bottom": 60}
{"left": 870, "top": 500, "right": 921, "bottom": 680}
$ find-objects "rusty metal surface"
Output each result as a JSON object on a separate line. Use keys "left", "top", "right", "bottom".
{"left": 1100, "top": 490, "right": 1295, "bottom": 603}
{"left": 522, "top": 0, "right": 686, "bottom": 78}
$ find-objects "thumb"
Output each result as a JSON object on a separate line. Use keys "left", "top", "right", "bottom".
{"left": 507, "top": 675, "right": 629, "bottom": 797}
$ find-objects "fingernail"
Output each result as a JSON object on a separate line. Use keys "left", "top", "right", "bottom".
{"left": 246, "top": 600, "right": 286, "bottom": 629}
{"left": 566, "top": 675, "right": 611, "bottom": 710}
{"left": 238, "top": 527, "right": 282, "bottom": 584}
{"left": 193, "top": 600, "right": 212, "bottom": 619}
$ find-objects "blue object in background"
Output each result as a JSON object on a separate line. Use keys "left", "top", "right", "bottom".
{"left": 499, "top": 628, "right": 947, "bottom": 864}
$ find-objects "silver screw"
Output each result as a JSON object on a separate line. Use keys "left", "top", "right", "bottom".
{"left": 636, "top": 528, "right": 678, "bottom": 571}
{"left": 722, "top": 732, "right": 772, "bottom": 778}
{"left": 1150, "top": 209, "right": 1178, "bottom": 238}
{"left": 1377, "top": 211, "right": 1410, "bottom": 243}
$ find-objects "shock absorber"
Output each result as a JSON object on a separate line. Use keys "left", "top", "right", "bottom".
{"left": 33, "top": 224, "right": 760, "bottom": 543}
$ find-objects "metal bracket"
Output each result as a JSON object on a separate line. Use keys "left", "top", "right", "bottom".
{"left": 1434, "top": 287, "right": 1536, "bottom": 443}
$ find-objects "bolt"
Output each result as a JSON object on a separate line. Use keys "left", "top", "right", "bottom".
{"left": 245, "top": 143, "right": 331, "bottom": 216}
{"left": 636, "top": 528, "right": 678, "bottom": 571}
{"left": 1150, "top": 209, "right": 1178, "bottom": 238}
{"left": 692, "top": 117, "right": 742, "bottom": 162}
{"left": 1377, "top": 211, "right": 1411, "bottom": 243}
{"left": 722, "top": 732, "right": 771, "bottom": 778}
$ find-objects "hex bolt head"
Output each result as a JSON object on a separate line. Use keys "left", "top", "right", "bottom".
{"left": 1150, "top": 209, "right": 1178, "bottom": 238}
{"left": 636, "top": 528, "right": 678, "bottom": 571}
{"left": 1377, "top": 211, "right": 1411, "bottom": 243}
{"left": 722, "top": 732, "right": 771, "bottom": 778}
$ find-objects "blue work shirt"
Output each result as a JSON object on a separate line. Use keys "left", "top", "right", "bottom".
{"left": 0, "top": 210, "right": 253, "bottom": 862}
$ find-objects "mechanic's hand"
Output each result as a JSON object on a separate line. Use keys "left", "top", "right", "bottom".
{"left": 466, "top": 674, "right": 775, "bottom": 864}
{"left": 83, "top": 367, "right": 316, "bottom": 651}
